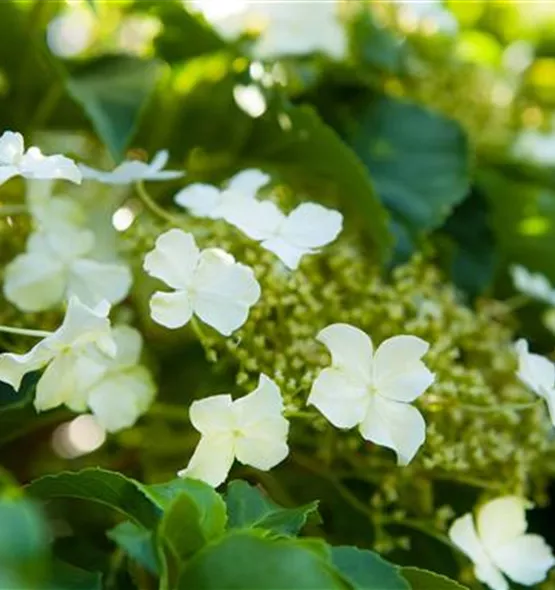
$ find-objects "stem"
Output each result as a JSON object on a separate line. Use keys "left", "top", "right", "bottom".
{"left": 377, "top": 515, "right": 455, "bottom": 550}
{"left": 504, "top": 294, "right": 531, "bottom": 311}
{"left": 0, "top": 325, "right": 52, "bottom": 338}
{"left": 135, "top": 181, "right": 185, "bottom": 227}
{"left": 0, "top": 205, "right": 28, "bottom": 217}
{"left": 283, "top": 410, "right": 316, "bottom": 420}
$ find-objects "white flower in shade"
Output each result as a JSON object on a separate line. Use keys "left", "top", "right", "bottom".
{"left": 226, "top": 200, "right": 343, "bottom": 270}
{"left": 0, "top": 297, "right": 116, "bottom": 412}
{"left": 307, "top": 323, "right": 435, "bottom": 465}
{"left": 178, "top": 374, "right": 289, "bottom": 487}
{"left": 143, "top": 229, "right": 260, "bottom": 336}
{"left": 515, "top": 339, "right": 555, "bottom": 426}
{"left": 4, "top": 226, "right": 132, "bottom": 312}
{"left": 79, "top": 150, "right": 184, "bottom": 185}
{"left": 510, "top": 265, "right": 555, "bottom": 305}
{"left": 0, "top": 131, "right": 82, "bottom": 186}
{"left": 190, "top": 1, "right": 348, "bottom": 60}
{"left": 513, "top": 129, "right": 555, "bottom": 166}
{"left": 448, "top": 496, "right": 555, "bottom": 590}
{"left": 79, "top": 326, "right": 156, "bottom": 432}
{"left": 174, "top": 168, "right": 269, "bottom": 219}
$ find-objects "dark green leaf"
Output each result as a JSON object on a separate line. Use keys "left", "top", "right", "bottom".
{"left": 66, "top": 55, "right": 161, "bottom": 161}
{"left": 107, "top": 521, "right": 158, "bottom": 575}
{"left": 178, "top": 530, "right": 348, "bottom": 589}
{"left": 47, "top": 560, "right": 102, "bottom": 590}
{"left": 26, "top": 468, "right": 163, "bottom": 528}
{"left": 401, "top": 567, "right": 468, "bottom": 590}
{"left": 225, "top": 480, "right": 319, "bottom": 535}
{"left": 331, "top": 546, "right": 410, "bottom": 590}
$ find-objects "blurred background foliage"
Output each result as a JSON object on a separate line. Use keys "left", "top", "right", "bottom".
{"left": 5, "top": 0, "right": 555, "bottom": 588}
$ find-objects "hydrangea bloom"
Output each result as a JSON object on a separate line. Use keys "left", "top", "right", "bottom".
{"left": 226, "top": 201, "right": 343, "bottom": 270}
{"left": 143, "top": 229, "right": 260, "bottom": 336}
{"left": 308, "top": 323, "right": 435, "bottom": 465}
{"left": 510, "top": 265, "right": 555, "bottom": 305}
{"left": 178, "top": 374, "right": 289, "bottom": 487}
{"left": 515, "top": 339, "right": 555, "bottom": 425}
{"left": 174, "top": 168, "right": 269, "bottom": 219}
{"left": 0, "top": 297, "right": 116, "bottom": 411}
{"left": 449, "top": 496, "right": 555, "bottom": 590}
{"left": 79, "top": 150, "right": 184, "bottom": 185}
{"left": 0, "top": 131, "right": 82, "bottom": 186}
{"left": 189, "top": 1, "right": 348, "bottom": 60}
{"left": 4, "top": 225, "right": 132, "bottom": 312}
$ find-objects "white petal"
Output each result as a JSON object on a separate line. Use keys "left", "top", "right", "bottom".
{"left": 111, "top": 325, "right": 143, "bottom": 367}
{"left": 448, "top": 514, "right": 508, "bottom": 590}
{"left": 0, "top": 131, "right": 24, "bottom": 164}
{"left": 476, "top": 496, "right": 528, "bottom": 551}
{"left": 20, "top": 149, "right": 82, "bottom": 184}
{"left": 279, "top": 203, "right": 343, "bottom": 249}
{"left": 150, "top": 290, "right": 193, "bottom": 329}
{"left": 174, "top": 184, "right": 222, "bottom": 218}
{"left": 359, "top": 396, "right": 426, "bottom": 465}
{"left": 0, "top": 165, "right": 20, "bottom": 186}
{"left": 189, "top": 394, "right": 235, "bottom": 435}
{"left": 28, "top": 227, "right": 94, "bottom": 261}
{"left": 515, "top": 339, "right": 555, "bottom": 397}
{"left": 68, "top": 259, "right": 132, "bottom": 307}
{"left": 192, "top": 248, "right": 261, "bottom": 336}
{"left": 143, "top": 229, "right": 199, "bottom": 290}
{"left": 148, "top": 150, "right": 169, "bottom": 171}
{"left": 177, "top": 433, "right": 235, "bottom": 488}
{"left": 260, "top": 236, "right": 308, "bottom": 270}
{"left": 308, "top": 368, "right": 369, "bottom": 428}
{"left": 489, "top": 534, "right": 555, "bottom": 586}
{"left": 4, "top": 252, "right": 66, "bottom": 312}
{"left": 0, "top": 340, "right": 54, "bottom": 391}
{"left": 226, "top": 169, "right": 270, "bottom": 194}
{"left": 235, "top": 434, "right": 289, "bottom": 471}
{"left": 373, "top": 335, "right": 434, "bottom": 402}
{"left": 316, "top": 323, "right": 373, "bottom": 384}
{"left": 34, "top": 353, "right": 78, "bottom": 411}
{"left": 542, "top": 389, "right": 555, "bottom": 427}
{"left": 88, "top": 368, "right": 156, "bottom": 432}
{"left": 225, "top": 198, "right": 283, "bottom": 241}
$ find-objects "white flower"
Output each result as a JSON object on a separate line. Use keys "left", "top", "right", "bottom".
{"left": 226, "top": 200, "right": 343, "bottom": 270}
{"left": 174, "top": 168, "right": 269, "bottom": 219}
{"left": 0, "top": 131, "right": 82, "bottom": 186}
{"left": 190, "top": 1, "right": 348, "bottom": 60}
{"left": 515, "top": 339, "right": 555, "bottom": 426}
{"left": 79, "top": 325, "right": 156, "bottom": 432}
{"left": 510, "top": 265, "right": 555, "bottom": 305}
{"left": 0, "top": 297, "right": 116, "bottom": 412}
{"left": 307, "top": 323, "right": 435, "bottom": 465}
{"left": 513, "top": 129, "right": 555, "bottom": 166}
{"left": 178, "top": 374, "right": 289, "bottom": 487}
{"left": 79, "top": 150, "right": 184, "bottom": 185}
{"left": 4, "top": 226, "right": 132, "bottom": 312}
{"left": 448, "top": 496, "right": 555, "bottom": 590}
{"left": 143, "top": 229, "right": 260, "bottom": 336}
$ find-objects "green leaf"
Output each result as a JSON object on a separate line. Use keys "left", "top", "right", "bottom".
{"left": 225, "top": 480, "right": 319, "bottom": 535}
{"left": 65, "top": 55, "right": 161, "bottom": 161}
{"left": 107, "top": 521, "right": 158, "bottom": 575}
{"left": 177, "top": 530, "right": 348, "bottom": 589}
{"left": 0, "top": 497, "right": 50, "bottom": 589}
{"left": 26, "top": 468, "right": 163, "bottom": 528}
{"left": 331, "top": 546, "right": 410, "bottom": 590}
{"left": 47, "top": 560, "right": 102, "bottom": 590}
{"left": 401, "top": 567, "right": 468, "bottom": 590}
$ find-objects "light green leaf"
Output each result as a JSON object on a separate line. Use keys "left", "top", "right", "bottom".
{"left": 225, "top": 480, "right": 319, "bottom": 535}
{"left": 107, "top": 521, "right": 158, "bottom": 575}
{"left": 331, "top": 546, "right": 410, "bottom": 590}
{"left": 26, "top": 468, "right": 163, "bottom": 528}
{"left": 66, "top": 55, "right": 160, "bottom": 161}
{"left": 177, "top": 530, "right": 348, "bottom": 589}
{"left": 401, "top": 567, "right": 468, "bottom": 590}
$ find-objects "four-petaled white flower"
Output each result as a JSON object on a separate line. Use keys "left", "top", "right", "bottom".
{"left": 143, "top": 229, "right": 260, "bottom": 336}
{"left": 449, "top": 496, "right": 555, "bottom": 590}
{"left": 189, "top": 1, "right": 348, "bottom": 60}
{"left": 77, "top": 325, "right": 156, "bottom": 432}
{"left": 308, "top": 323, "right": 435, "bottom": 465}
{"left": 0, "top": 131, "right": 82, "bottom": 186}
{"left": 515, "top": 339, "right": 555, "bottom": 426}
{"left": 79, "top": 150, "right": 184, "bottom": 185}
{"left": 4, "top": 225, "right": 132, "bottom": 312}
{"left": 178, "top": 374, "right": 289, "bottom": 487}
{"left": 226, "top": 200, "right": 343, "bottom": 270}
{"left": 174, "top": 168, "right": 269, "bottom": 219}
{"left": 510, "top": 265, "right": 555, "bottom": 305}
{"left": 0, "top": 297, "right": 116, "bottom": 412}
